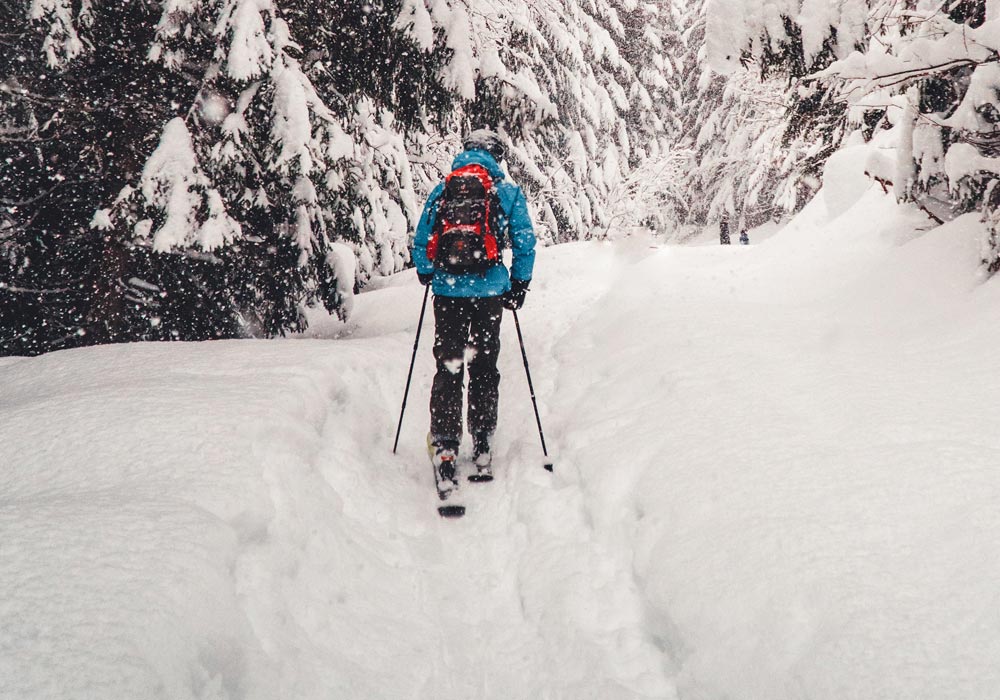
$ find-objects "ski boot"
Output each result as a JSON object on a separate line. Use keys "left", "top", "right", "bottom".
{"left": 428, "top": 434, "right": 460, "bottom": 498}
{"left": 468, "top": 431, "right": 494, "bottom": 483}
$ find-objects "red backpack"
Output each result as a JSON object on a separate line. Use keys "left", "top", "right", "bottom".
{"left": 427, "top": 164, "right": 501, "bottom": 274}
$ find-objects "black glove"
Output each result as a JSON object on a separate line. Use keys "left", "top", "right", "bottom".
{"left": 502, "top": 278, "right": 530, "bottom": 310}
{"left": 418, "top": 271, "right": 434, "bottom": 286}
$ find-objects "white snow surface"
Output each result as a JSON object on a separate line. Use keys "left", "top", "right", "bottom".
{"left": 4, "top": 181, "right": 1000, "bottom": 699}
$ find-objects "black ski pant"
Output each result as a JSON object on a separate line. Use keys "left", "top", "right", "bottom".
{"left": 430, "top": 295, "right": 503, "bottom": 443}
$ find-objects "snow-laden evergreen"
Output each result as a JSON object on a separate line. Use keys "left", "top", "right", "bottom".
{"left": 813, "top": 1, "right": 1000, "bottom": 269}
{"left": 673, "top": 0, "right": 854, "bottom": 233}
{"left": 394, "top": 0, "right": 684, "bottom": 240}
{"left": 101, "top": 118, "right": 242, "bottom": 253}
{"left": 3, "top": 0, "right": 446, "bottom": 350}
{"left": 695, "top": 0, "right": 1000, "bottom": 270}
{"left": 7, "top": 0, "right": 1000, "bottom": 345}
{"left": 27, "top": 0, "right": 88, "bottom": 66}
{"left": 121, "top": 0, "right": 412, "bottom": 331}
{"left": 3, "top": 0, "right": 683, "bottom": 352}
{"left": 675, "top": 11, "right": 792, "bottom": 229}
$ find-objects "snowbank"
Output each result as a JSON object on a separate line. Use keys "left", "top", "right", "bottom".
{"left": 547, "top": 181, "right": 1000, "bottom": 699}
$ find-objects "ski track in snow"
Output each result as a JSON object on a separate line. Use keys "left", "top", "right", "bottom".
{"left": 241, "top": 240, "right": 674, "bottom": 699}
{"left": 4, "top": 184, "right": 1000, "bottom": 699}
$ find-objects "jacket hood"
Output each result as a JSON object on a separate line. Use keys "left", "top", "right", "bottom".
{"left": 451, "top": 149, "right": 506, "bottom": 180}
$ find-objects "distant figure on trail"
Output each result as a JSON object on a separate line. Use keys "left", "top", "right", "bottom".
{"left": 740, "top": 229, "right": 749, "bottom": 245}
{"left": 720, "top": 217, "right": 731, "bottom": 245}
{"left": 412, "top": 129, "right": 537, "bottom": 491}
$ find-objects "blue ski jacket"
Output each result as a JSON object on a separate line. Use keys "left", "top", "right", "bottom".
{"left": 412, "top": 149, "right": 536, "bottom": 298}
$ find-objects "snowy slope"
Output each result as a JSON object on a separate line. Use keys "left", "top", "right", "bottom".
{"left": 3, "top": 176, "right": 1000, "bottom": 699}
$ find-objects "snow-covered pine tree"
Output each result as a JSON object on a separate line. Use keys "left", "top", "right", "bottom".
{"left": 2, "top": 0, "right": 458, "bottom": 354}
{"left": 810, "top": 0, "right": 1000, "bottom": 271}
{"left": 1, "top": 0, "right": 212, "bottom": 354}
{"left": 4, "top": 0, "right": 682, "bottom": 356}
{"left": 713, "top": 0, "right": 1000, "bottom": 272}
{"left": 616, "top": 0, "right": 685, "bottom": 163}
{"left": 601, "top": 0, "right": 692, "bottom": 235}
{"left": 2, "top": 1, "right": 322, "bottom": 350}
{"left": 494, "top": 0, "right": 634, "bottom": 240}
{"left": 280, "top": 0, "right": 459, "bottom": 285}
{"left": 674, "top": 3, "right": 788, "bottom": 231}
{"left": 104, "top": 0, "right": 373, "bottom": 338}
{"left": 673, "top": 0, "right": 854, "bottom": 235}
{"left": 395, "top": 0, "right": 682, "bottom": 241}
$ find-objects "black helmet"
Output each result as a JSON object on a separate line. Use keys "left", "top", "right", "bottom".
{"left": 463, "top": 128, "right": 506, "bottom": 161}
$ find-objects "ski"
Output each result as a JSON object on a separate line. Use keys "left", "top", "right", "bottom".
{"left": 435, "top": 472, "right": 464, "bottom": 518}
{"left": 433, "top": 455, "right": 465, "bottom": 518}
{"left": 467, "top": 450, "right": 493, "bottom": 483}
{"left": 438, "top": 503, "right": 465, "bottom": 518}
{"left": 436, "top": 487, "right": 465, "bottom": 516}
{"left": 467, "top": 463, "right": 493, "bottom": 483}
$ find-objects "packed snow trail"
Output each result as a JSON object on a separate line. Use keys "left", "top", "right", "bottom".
{"left": 269, "top": 245, "right": 672, "bottom": 699}
{"left": 4, "top": 182, "right": 1000, "bottom": 699}
{"left": 0, "top": 247, "right": 672, "bottom": 699}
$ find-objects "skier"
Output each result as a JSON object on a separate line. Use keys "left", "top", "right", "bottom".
{"left": 412, "top": 129, "right": 536, "bottom": 489}
{"left": 739, "top": 229, "right": 750, "bottom": 245}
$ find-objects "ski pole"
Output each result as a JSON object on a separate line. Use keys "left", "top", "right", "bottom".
{"left": 512, "top": 309, "right": 553, "bottom": 471}
{"left": 393, "top": 284, "right": 431, "bottom": 454}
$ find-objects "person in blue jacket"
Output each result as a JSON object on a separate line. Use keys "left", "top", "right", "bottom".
{"left": 412, "top": 129, "right": 536, "bottom": 481}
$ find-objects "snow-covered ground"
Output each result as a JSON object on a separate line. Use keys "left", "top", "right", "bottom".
{"left": 3, "top": 174, "right": 1000, "bottom": 699}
